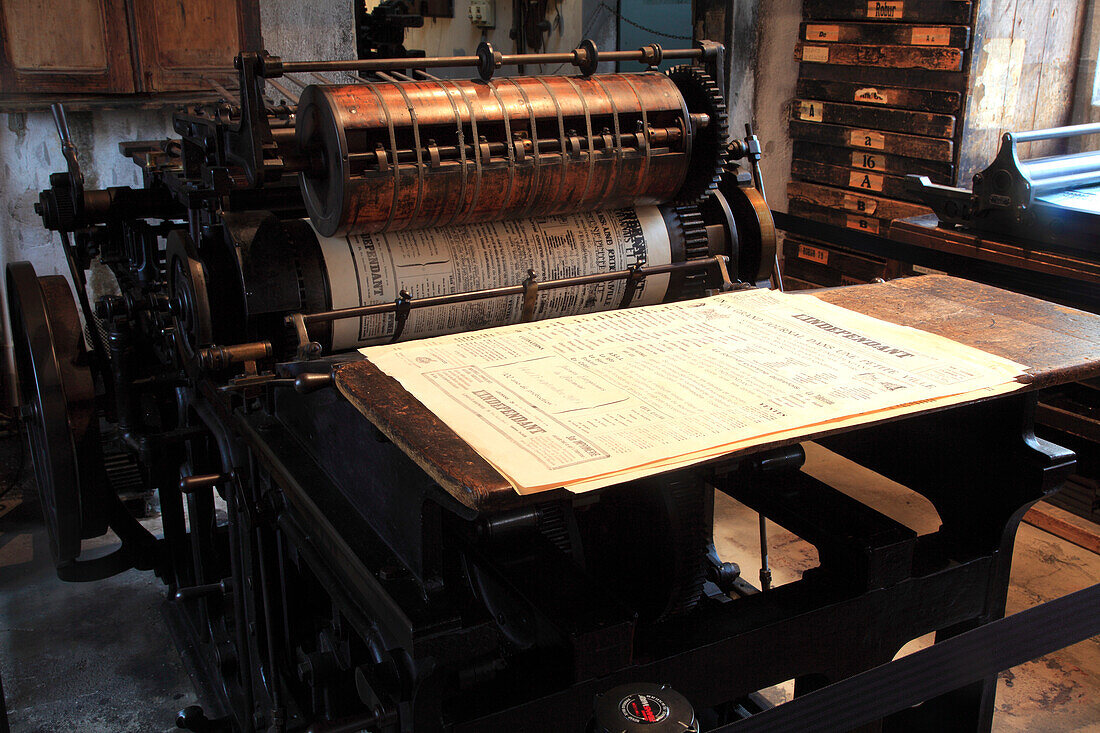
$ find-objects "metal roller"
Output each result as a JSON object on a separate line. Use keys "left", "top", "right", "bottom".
{"left": 296, "top": 71, "right": 722, "bottom": 236}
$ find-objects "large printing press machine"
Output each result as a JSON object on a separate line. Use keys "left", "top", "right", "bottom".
{"left": 9, "top": 33, "right": 1100, "bottom": 733}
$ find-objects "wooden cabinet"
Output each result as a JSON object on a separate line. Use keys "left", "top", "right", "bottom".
{"left": 0, "top": 0, "right": 260, "bottom": 96}
{"left": 0, "top": 0, "right": 135, "bottom": 94}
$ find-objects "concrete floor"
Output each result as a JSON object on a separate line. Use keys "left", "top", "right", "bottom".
{"left": 0, "top": 437, "right": 1097, "bottom": 730}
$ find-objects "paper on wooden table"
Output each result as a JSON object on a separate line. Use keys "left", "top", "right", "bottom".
{"left": 361, "top": 288, "right": 1027, "bottom": 493}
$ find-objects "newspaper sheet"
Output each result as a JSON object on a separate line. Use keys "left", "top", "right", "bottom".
{"left": 318, "top": 206, "right": 672, "bottom": 350}
{"left": 360, "top": 288, "right": 1028, "bottom": 494}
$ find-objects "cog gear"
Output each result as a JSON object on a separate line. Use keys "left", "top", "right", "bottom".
{"left": 671, "top": 203, "right": 711, "bottom": 300}
{"left": 666, "top": 65, "right": 730, "bottom": 205}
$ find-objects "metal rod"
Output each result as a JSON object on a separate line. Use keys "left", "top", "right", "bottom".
{"left": 265, "top": 78, "right": 300, "bottom": 104}
{"left": 1011, "top": 122, "right": 1100, "bottom": 143}
{"left": 759, "top": 514, "right": 772, "bottom": 592}
{"left": 278, "top": 45, "right": 703, "bottom": 76}
{"left": 298, "top": 257, "right": 729, "bottom": 326}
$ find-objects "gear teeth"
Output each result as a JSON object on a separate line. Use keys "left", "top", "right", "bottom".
{"left": 671, "top": 203, "right": 711, "bottom": 300}
{"left": 666, "top": 65, "right": 731, "bottom": 205}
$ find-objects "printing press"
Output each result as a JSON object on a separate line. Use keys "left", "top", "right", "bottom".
{"left": 9, "top": 35, "right": 1100, "bottom": 733}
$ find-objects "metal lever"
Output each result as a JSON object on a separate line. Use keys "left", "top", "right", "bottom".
{"left": 51, "top": 103, "right": 84, "bottom": 191}
{"left": 294, "top": 371, "right": 335, "bottom": 394}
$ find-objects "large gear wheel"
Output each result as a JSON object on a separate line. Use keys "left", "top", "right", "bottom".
{"left": 667, "top": 65, "right": 730, "bottom": 205}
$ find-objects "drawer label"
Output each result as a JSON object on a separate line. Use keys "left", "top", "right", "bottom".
{"left": 852, "top": 151, "right": 887, "bottom": 170}
{"left": 797, "top": 244, "right": 830, "bottom": 265}
{"left": 846, "top": 214, "right": 880, "bottom": 234}
{"left": 854, "top": 87, "right": 890, "bottom": 105}
{"left": 805, "top": 24, "right": 840, "bottom": 42}
{"left": 843, "top": 194, "right": 877, "bottom": 214}
{"left": 849, "top": 129, "right": 886, "bottom": 150}
{"left": 799, "top": 100, "right": 823, "bottom": 121}
{"left": 802, "top": 45, "right": 830, "bottom": 63}
{"left": 911, "top": 27, "right": 951, "bottom": 46}
{"left": 850, "top": 171, "right": 885, "bottom": 192}
{"left": 868, "top": 1, "right": 903, "bottom": 19}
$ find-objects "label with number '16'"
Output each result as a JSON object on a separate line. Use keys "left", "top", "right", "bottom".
{"left": 852, "top": 152, "right": 886, "bottom": 171}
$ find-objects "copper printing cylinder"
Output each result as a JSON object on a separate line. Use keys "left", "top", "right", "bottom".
{"left": 296, "top": 73, "right": 699, "bottom": 237}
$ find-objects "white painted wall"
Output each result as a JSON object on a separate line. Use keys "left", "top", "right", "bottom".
{"left": 751, "top": 0, "right": 800, "bottom": 212}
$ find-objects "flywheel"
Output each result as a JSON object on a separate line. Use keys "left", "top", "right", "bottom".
{"left": 7, "top": 261, "right": 108, "bottom": 565}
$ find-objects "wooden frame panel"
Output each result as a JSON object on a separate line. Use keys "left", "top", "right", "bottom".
{"left": 0, "top": 0, "right": 136, "bottom": 94}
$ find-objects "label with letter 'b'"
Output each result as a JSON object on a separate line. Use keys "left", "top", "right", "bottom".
{"left": 846, "top": 215, "right": 880, "bottom": 234}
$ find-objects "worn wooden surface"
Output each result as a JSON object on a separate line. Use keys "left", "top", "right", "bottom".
{"left": 958, "top": 0, "right": 1089, "bottom": 181}
{"left": 800, "top": 21, "right": 971, "bottom": 48}
{"left": 130, "top": 0, "right": 254, "bottom": 92}
{"left": 787, "top": 199, "right": 891, "bottom": 238}
{"left": 803, "top": 0, "right": 972, "bottom": 25}
{"left": 792, "top": 141, "right": 954, "bottom": 183}
{"left": 800, "top": 61, "right": 968, "bottom": 92}
{"left": 781, "top": 237, "right": 901, "bottom": 285}
{"left": 890, "top": 216, "right": 1100, "bottom": 287}
{"left": 791, "top": 158, "right": 925, "bottom": 203}
{"left": 789, "top": 121, "right": 954, "bottom": 163}
{"left": 334, "top": 276, "right": 1100, "bottom": 509}
{"left": 787, "top": 180, "right": 932, "bottom": 221}
{"left": 795, "top": 43, "right": 964, "bottom": 71}
{"left": 796, "top": 78, "right": 962, "bottom": 115}
{"left": 0, "top": 0, "right": 136, "bottom": 94}
{"left": 792, "top": 98, "right": 956, "bottom": 138}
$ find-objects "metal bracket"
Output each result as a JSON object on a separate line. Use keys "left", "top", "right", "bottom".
{"left": 617, "top": 261, "right": 647, "bottom": 309}
{"left": 521, "top": 269, "right": 539, "bottom": 322}
{"left": 391, "top": 289, "right": 413, "bottom": 342}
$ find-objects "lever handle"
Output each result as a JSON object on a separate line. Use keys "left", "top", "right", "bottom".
{"left": 51, "top": 103, "right": 84, "bottom": 190}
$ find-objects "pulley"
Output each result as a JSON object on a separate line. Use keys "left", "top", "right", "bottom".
{"left": 7, "top": 262, "right": 105, "bottom": 565}
{"left": 7, "top": 262, "right": 158, "bottom": 581}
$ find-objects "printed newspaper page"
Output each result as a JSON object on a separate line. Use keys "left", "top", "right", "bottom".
{"left": 360, "top": 288, "right": 1028, "bottom": 494}
{"left": 318, "top": 206, "right": 672, "bottom": 350}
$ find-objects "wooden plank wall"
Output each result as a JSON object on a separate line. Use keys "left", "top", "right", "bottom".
{"left": 958, "top": 0, "right": 1090, "bottom": 182}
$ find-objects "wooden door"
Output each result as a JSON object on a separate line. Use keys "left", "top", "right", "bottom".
{"left": 0, "top": 0, "right": 136, "bottom": 94}
{"left": 129, "top": 0, "right": 260, "bottom": 92}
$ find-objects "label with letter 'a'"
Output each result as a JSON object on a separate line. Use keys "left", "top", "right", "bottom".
{"left": 802, "top": 45, "right": 830, "bottom": 63}
{"left": 799, "top": 100, "right": 823, "bottom": 122}
{"left": 846, "top": 214, "right": 880, "bottom": 234}
{"left": 805, "top": 24, "right": 839, "bottom": 42}
{"left": 849, "top": 171, "right": 884, "bottom": 192}
{"left": 843, "top": 194, "right": 877, "bottom": 214}
{"left": 852, "top": 151, "right": 886, "bottom": 171}
{"left": 798, "top": 244, "right": 829, "bottom": 265}
{"left": 867, "top": 1, "right": 903, "bottom": 19}
{"left": 849, "top": 129, "right": 886, "bottom": 150}
{"left": 911, "top": 27, "right": 951, "bottom": 46}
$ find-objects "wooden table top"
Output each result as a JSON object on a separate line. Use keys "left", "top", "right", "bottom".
{"left": 334, "top": 275, "right": 1100, "bottom": 513}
